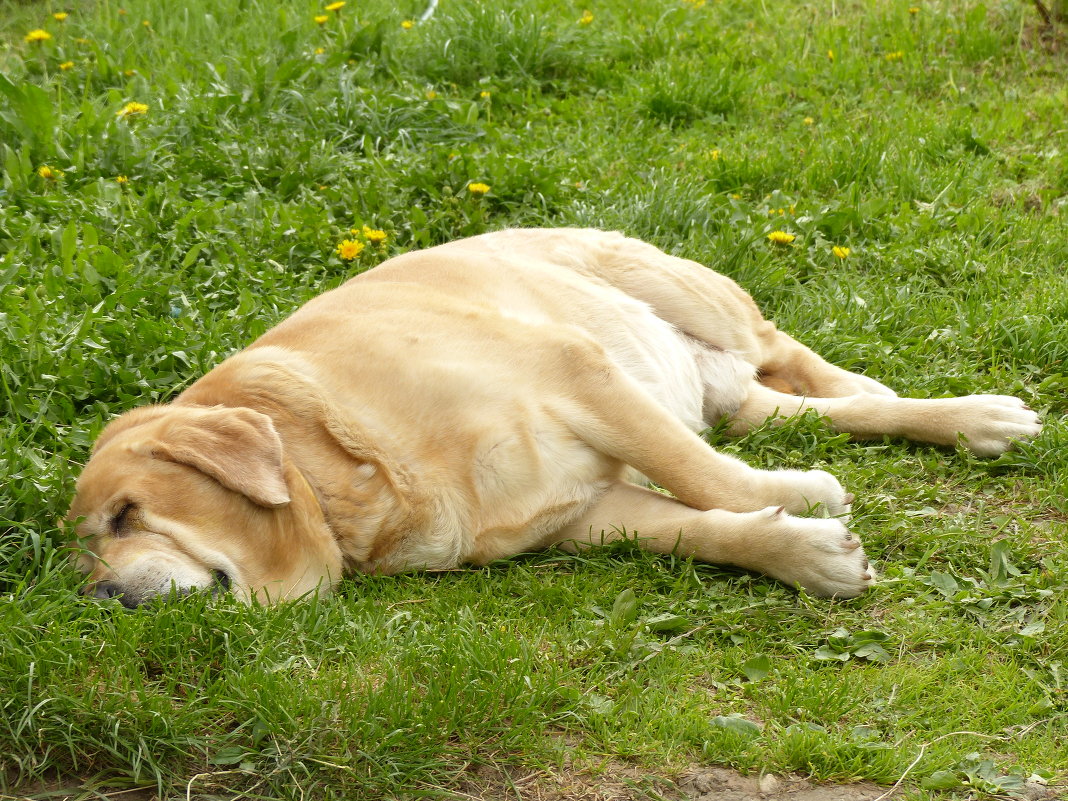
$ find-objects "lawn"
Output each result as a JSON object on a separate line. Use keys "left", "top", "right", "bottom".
{"left": 1, "top": 0, "right": 1067, "bottom": 798}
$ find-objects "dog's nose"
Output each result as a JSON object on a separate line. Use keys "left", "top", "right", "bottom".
{"left": 89, "top": 581, "right": 141, "bottom": 608}
{"left": 90, "top": 581, "right": 122, "bottom": 600}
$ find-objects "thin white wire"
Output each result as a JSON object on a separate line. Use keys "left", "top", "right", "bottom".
{"left": 419, "top": 0, "right": 439, "bottom": 22}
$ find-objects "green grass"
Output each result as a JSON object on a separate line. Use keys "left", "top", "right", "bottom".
{"left": 1, "top": 0, "right": 1067, "bottom": 798}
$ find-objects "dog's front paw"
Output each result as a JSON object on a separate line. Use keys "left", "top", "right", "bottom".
{"left": 952, "top": 395, "right": 1042, "bottom": 456}
{"left": 770, "top": 469, "right": 853, "bottom": 519}
{"left": 760, "top": 510, "right": 875, "bottom": 598}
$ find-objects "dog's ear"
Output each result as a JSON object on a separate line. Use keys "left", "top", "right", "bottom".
{"left": 151, "top": 407, "right": 291, "bottom": 508}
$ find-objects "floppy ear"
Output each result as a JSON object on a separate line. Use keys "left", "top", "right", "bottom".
{"left": 151, "top": 407, "right": 291, "bottom": 508}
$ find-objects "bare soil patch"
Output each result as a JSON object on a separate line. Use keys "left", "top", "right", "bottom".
{"left": 455, "top": 762, "right": 893, "bottom": 801}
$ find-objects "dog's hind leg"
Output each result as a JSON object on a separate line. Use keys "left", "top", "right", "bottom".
{"left": 566, "top": 233, "right": 897, "bottom": 399}
{"left": 728, "top": 382, "right": 1042, "bottom": 457}
{"left": 548, "top": 481, "right": 873, "bottom": 598}
{"left": 752, "top": 330, "right": 898, "bottom": 399}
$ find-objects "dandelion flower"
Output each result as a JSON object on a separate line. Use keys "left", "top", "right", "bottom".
{"left": 827, "top": 49, "right": 835, "bottom": 60}
{"left": 59, "top": 61, "right": 74, "bottom": 70}
{"left": 884, "top": 51, "right": 904, "bottom": 61}
{"left": 116, "top": 101, "right": 148, "bottom": 119}
{"left": 325, "top": 1, "right": 345, "bottom": 11}
{"left": 336, "top": 239, "right": 364, "bottom": 261}
{"left": 803, "top": 116, "right": 814, "bottom": 125}
{"left": 401, "top": 19, "right": 414, "bottom": 29}
{"left": 315, "top": 47, "right": 325, "bottom": 54}
{"left": 53, "top": 12, "right": 69, "bottom": 21}
{"left": 767, "top": 231, "right": 795, "bottom": 245}
{"left": 25, "top": 29, "right": 52, "bottom": 43}
{"left": 467, "top": 182, "right": 491, "bottom": 196}
{"left": 425, "top": 90, "right": 438, "bottom": 99}
{"left": 115, "top": 175, "right": 130, "bottom": 185}
{"left": 123, "top": 69, "right": 137, "bottom": 77}
{"left": 908, "top": 6, "right": 919, "bottom": 14}
{"left": 118, "top": 8, "right": 127, "bottom": 15}
{"left": 480, "top": 90, "right": 491, "bottom": 99}
{"left": 709, "top": 149, "right": 721, "bottom": 160}
{"left": 314, "top": 14, "right": 328, "bottom": 24}
{"left": 832, "top": 246, "right": 851, "bottom": 259}
{"left": 364, "top": 228, "right": 387, "bottom": 245}
{"left": 578, "top": 10, "right": 594, "bottom": 25}
{"left": 37, "top": 165, "right": 62, "bottom": 180}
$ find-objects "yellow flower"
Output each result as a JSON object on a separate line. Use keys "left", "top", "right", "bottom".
{"left": 425, "top": 90, "right": 438, "bottom": 99}
{"left": 578, "top": 10, "right": 594, "bottom": 25}
{"left": 480, "top": 90, "right": 491, "bottom": 99}
{"left": 25, "top": 29, "right": 52, "bottom": 43}
{"left": 59, "top": 61, "right": 74, "bottom": 71}
{"left": 884, "top": 50, "right": 904, "bottom": 61}
{"left": 314, "top": 14, "right": 328, "bottom": 24}
{"left": 827, "top": 49, "right": 835, "bottom": 60}
{"left": 315, "top": 47, "right": 325, "bottom": 54}
{"left": 767, "top": 231, "right": 795, "bottom": 245}
{"left": 325, "top": 1, "right": 345, "bottom": 11}
{"left": 142, "top": 19, "right": 151, "bottom": 27}
{"left": 803, "top": 116, "right": 814, "bottom": 125}
{"left": 53, "top": 12, "right": 69, "bottom": 21}
{"left": 709, "top": 149, "right": 720, "bottom": 160}
{"left": 37, "top": 165, "right": 62, "bottom": 180}
{"left": 123, "top": 69, "right": 137, "bottom": 77}
{"left": 467, "top": 182, "right": 490, "bottom": 196}
{"left": 401, "top": 19, "right": 414, "bottom": 29}
{"left": 116, "top": 101, "right": 148, "bottom": 119}
{"left": 115, "top": 175, "right": 130, "bottom": 184}
{"left": 363, "top": 227, "right": 387, "bottom": 245}
{"left": 908, "top": 6, "right": 920, "bottom": 14}
{"left": 118, "top": 8, "right": 127, "bottom": 15}
{"left": 336, "top": 239, "right": 364, "bottom": 260}
{"left": 832, "top": 246, "right": 851, "bottom": 259}
{"left": 75, "top": 37, "right": 90, "bottom": 44}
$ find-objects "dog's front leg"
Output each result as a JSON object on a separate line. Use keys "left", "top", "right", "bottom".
{"left": 549, "top": 482, "right": 873, "bottom": 598}
{"left": 549, "top": 337, "right": 852, "bottom": 516}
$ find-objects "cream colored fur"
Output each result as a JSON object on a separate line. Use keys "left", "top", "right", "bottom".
{"left": 68, "top": 228, "right": 1042, "bottom": 605}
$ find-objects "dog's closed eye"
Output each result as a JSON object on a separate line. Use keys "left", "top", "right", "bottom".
{"left": 110, "top": 502, "right": 135, "bottom": 535}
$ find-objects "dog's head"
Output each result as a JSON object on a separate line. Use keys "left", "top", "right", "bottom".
{"left": 67, "top": 405, "right": 343, "bottom": 606}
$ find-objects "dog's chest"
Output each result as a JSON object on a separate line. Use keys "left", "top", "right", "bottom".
{"left": 460, "top": 411, "right": 617, "bottom": 562}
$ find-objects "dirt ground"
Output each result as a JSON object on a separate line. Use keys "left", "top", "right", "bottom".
{"left": 455, "top": 762, "right": 1063, "bottom": 801}
{"left": 9, "top": 764, "right": 1063, "bottom": 800}
{"left": 456, "top": 763, "right": 892, "bottom": 801}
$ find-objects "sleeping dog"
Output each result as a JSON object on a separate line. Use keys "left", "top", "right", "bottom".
{"left": 68, "top": 228, "right": 1042, "bottom": 605}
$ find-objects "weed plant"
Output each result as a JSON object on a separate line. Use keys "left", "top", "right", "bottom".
{"left": 1, "top": 0, "right": 1066, "bottom": 798}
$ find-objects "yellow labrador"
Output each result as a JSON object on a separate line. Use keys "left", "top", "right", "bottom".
{"left": 68, "top": 229, "right": 1041, "bottom": 606}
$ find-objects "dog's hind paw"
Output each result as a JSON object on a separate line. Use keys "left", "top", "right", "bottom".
{"left": 951, "top": 395, "right": 1042, "bottom": 457}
